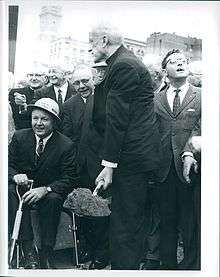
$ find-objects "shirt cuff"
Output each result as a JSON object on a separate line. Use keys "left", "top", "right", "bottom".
{"left": 101, "top": 160, "right": 118, "bottom": 168}
{"left": 181, "top": 151, "right": 194, "bottom": 162}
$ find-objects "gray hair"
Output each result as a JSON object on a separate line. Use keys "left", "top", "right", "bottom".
{"left": 90, "top": 22, "right": 124, "bottom": 46}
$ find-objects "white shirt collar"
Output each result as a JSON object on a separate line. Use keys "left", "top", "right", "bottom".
{"left": 166, "top": 81, "right": 190, "bottom": 111}
{"left": 54, "top": 81, "right": 68, "bottom": 101}
{"left": 35, "top": 132, "right": 53, "bottom": 151}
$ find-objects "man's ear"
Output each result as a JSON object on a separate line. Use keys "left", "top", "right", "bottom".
{"left": 162, "top": 68, "right": 168, "bottom": 77}
{"left": 102, "top": 35, "right": 109, "bottom": 47}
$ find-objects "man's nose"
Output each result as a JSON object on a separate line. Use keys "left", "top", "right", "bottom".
{"left": 79, "top": 81, "right": 85, "bottom": 88}
{"left": 36, "top": 118, "right": 43, "bottom": 125}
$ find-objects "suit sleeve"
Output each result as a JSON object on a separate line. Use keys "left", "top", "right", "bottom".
{"left": 62, "top": 104, "right": 74, "bottom": 141}
{"left": 102, "top": 62, "right": 140, "bottom": 163}
{"left": 48, "top": 142, "right": 79, "bottom": 195}
{"left": 8, "top": 132, "right": 20, "bottom": 181}
{"left": 183, "top": 117, "right": 201, "bottom": 153}
{"left": 32, "top": 88, "right": 43, "bottom": 103}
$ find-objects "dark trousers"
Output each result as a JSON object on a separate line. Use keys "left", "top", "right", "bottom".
{"left": 8, "top": 183, "right": 64, "bottom": 248}
{"left": 110, "top": 170, "right": 151, "bottom": 270}
{"left": 78, "top": 165, "right": 110, "bottom": 261}
{"left": 144, "top": 185, "right": 160, "bottom": 261}
{"left": 158, "top": 163, "right": 198, "bottom": 269}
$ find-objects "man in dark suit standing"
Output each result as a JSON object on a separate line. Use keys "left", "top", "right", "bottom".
{"left": 33, "top": 65, "right": 76, "bottom": 107}
{"left": 89, "top": 23, "right": 161, "bottom": 270}
{"left": 9, "top": 66, "right": 46, "bottom": 129}
{"left": 8, "top": 98, "right": 78, "bottom": 269}
{"left": 62, "top": 65, "right": 110, "bottom": 269}
{"left": 154, "top": 49, "right": 201, "bottom": 269}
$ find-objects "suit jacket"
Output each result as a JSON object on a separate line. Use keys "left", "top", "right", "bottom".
{"left": 33, "top": 82, "right": 76, "bottom": 104}
{"left": 93, "top": 45, "right": 161, "bottom": 173}
{"left": 8, "top": 129, "right": 79, "bottom": 197}
{"left": 62, "top": 94, "right": 93, "bottom": 164}
{"left": 154, "top": 83, "right": 201, "bottom": 183}
{"left": 9, "top": 86, "right": 36, "bottom": 129}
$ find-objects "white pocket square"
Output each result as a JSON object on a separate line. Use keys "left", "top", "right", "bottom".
{"left": 187, "top": 108, "right": 195, "bottom": 112}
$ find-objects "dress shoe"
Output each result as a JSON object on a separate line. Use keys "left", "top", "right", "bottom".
{"left": 24, "top": 252, "right": 39, "bottom": 269}
{"left": 89, "top": 259, "right": 109, "bottom": 270}
{"left": 141, "top": 259, "right": 160, "bottom": 270}
{"left": 79, "top": 251, "right": 92, "bottom": 263}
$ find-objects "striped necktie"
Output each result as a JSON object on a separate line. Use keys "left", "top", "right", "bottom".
{"left": 36, "top": 138, "right": 44, "bottom": 157}
{"left": 58, "top": 89, "right": 63, "bottom": 104}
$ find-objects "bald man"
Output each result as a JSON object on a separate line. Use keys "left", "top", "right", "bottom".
{"left": 33, "top": 65, "right": 76, "bottom": 106}
{"left": 9, "top": 66, "right": 46, "bottom": 129}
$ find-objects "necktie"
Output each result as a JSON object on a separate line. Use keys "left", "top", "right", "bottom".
{"left": 58, "top": 89, "right": 63, "bottom": 104}
{"left": 36, "top": 138, "right": 44, "bottom": 157}
{"left": 173, "top": 89, "right": 181, "bottom": 115}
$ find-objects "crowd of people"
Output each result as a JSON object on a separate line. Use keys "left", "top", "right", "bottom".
{"left": 8, "top": 22, "right": 201, "bottom": 270}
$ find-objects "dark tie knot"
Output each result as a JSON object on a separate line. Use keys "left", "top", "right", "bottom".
{"left": 174, "top": 89, "right": 181, "bottom": 95}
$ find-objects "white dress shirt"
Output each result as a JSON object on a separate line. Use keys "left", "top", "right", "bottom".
{"left": 35, "top": 133, "right": 53, "bottom": 154}
{"left": 54, "top": 81, "right": 68, "bottom": 103}
{"left": 166, "top": 82, "right": 189, "bottom": 111}
{"left": 166, "top": 82, "right": 193, "bottom": 159}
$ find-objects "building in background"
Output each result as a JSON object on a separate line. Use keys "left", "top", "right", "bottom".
{"left": 49, "top": 36, "right": 93, "bottom": 69}
{"left": 145, "top": 32, "right": 202, "bottom": 61}
{"left": 124, "top": 38, "right": 147, "bottom": 60}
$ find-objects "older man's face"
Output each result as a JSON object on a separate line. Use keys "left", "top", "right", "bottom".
{"left": 32, "top": 109, "right": 54, "bottom": 138}
{"left": 48, "top": 67, "right": 66, "bottom": 86}
{"left": 72, "top": 69, "right": 94, "bottom": 99}
{"left": 165, "top": 53, "right": 189, "bottom": 79}
{"left": 89, "top": 33, "right": 106, "bottom": 63}
{"left": 27, "top": 71, "right": 45, "bottom": 89}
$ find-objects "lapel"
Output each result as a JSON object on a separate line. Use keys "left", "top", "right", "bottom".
{"left": 27, "top": 130, "right": 37, "bottom": 165}
{"left": 65, "top": 82, "right": 74, "bottom": 101}
{"left": 49, "top": 86, "right": 57, "bottom": 101}
{"left": 156, "top": 85, "right": 174, "bottom": 117}
{"left": 174, "top": 84, "right": 197, "bottom": 117}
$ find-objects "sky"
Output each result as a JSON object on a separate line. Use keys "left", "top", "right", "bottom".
{"left": 5, "top": 0, "right": 219, "bottom": 79}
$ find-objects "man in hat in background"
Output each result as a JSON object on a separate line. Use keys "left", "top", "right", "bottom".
{"left": 9, "top": 65, "right": 47, "bottom": 130}
{"left": 8, "top": 98, "right": 78, "bottom": 269}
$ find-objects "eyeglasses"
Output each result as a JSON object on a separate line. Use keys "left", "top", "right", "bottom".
{"left": 72, "top": 78, "right": 91, "bottom": 86}
{"left": 166, "top": 58, "right": 188, "bottom": 65}
{"left": 27, "top": 73, "right": 44, "bottom": 78}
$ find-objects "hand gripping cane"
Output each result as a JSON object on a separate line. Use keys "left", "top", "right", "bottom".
{"left": 9, "top": 180, "right": 33, "bottom": 267}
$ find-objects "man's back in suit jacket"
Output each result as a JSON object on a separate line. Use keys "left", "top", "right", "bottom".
{"left": 94, "top": 45, "right": 161, "bottom": 173}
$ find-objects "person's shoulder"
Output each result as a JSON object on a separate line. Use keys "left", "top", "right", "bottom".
{"left": 56, "top": 131, "right": 74, "bottom": 147}
{"left": 35, "top": 85, "right": 51, "bottom": 95}
{"left": 63, "top": 93, "right": 80, "bottom": 108}
{"left": 13, "top": 128, "right": 33, "bottom": 139}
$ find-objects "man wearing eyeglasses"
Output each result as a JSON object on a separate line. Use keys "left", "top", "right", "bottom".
{"left": 33, "top": 65, "right": 76, "bottom": 108}
{"left": 154, "top": 49, "right": 201, "bottom": 269}
{"left": 9, "top": 66, "right": 46, "bottom": 129}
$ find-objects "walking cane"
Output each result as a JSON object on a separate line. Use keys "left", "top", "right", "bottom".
{"left": 71, "top": 212, "right": 81, "bottom": 268}
{"left": 9, "top": 180, "right": 33, "bottom": 267}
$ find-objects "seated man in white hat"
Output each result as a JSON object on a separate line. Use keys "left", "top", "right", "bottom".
{"left": 8, "top": 98, "right": 78, "bottom": 269}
